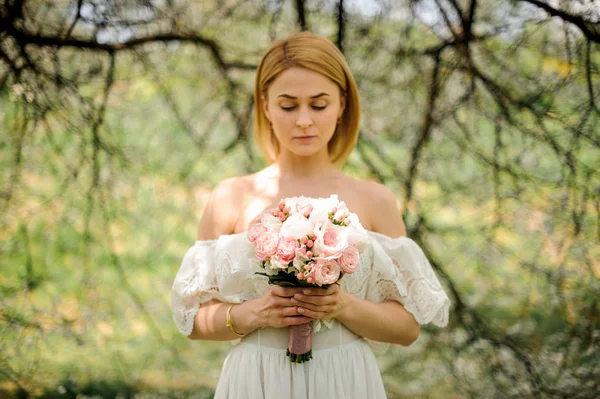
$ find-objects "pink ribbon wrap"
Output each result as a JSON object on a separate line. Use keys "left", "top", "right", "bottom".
{"left": 287, "top": 322, "right": 313, "bottom": 362}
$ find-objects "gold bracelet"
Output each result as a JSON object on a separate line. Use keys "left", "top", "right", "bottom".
{"left": 226, "top": 303, "right": 247, "bottom": 337}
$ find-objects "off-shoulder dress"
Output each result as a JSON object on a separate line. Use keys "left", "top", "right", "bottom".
{"left": 171, "top": 230, "right": 450, "bottom": 398}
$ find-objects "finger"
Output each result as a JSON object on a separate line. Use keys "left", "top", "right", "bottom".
{"left": 278, "top": 306, "right": 301, "bottom": 316}
{"left": 294, "top": 302, "right": 335, "bottom": 314}
{"left": 298, "top": 287, "right": 327, "bottom": 296}
{"left": 296, "top": 307, "right": 327, "bottom": 319}
{"left": 282, "top": 316, "right": 313, "bottom": 326}
{"left": 291, "top": 294, "right": 329, "bottom": 306}
{"left": 266, "top": 296, "right": 294, "bottom": 308}
{"left": 299, "top": 285, "right": 339, "bottom": 296}
{"left": 325, "top": 284, "right": 341, "bottom": 295}
{"left": 270, "top": 285, "right": 304, "bottom": 297}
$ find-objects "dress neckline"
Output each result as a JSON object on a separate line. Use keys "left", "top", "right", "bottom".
{"left": 194, "top": 229, "right": 406, "bottom": 244}
{"left": 194, "top": 194, "right": 407, "bottom": 243}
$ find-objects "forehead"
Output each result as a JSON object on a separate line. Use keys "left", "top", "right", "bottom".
{"left": 268, "top": 67, "right": 338, "bottom": 98}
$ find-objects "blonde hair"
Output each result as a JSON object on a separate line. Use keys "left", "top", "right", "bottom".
{"left": 253, "top": 31, "right": 361, "bottom": 166}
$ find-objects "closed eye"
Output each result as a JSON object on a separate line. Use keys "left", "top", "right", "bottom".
{"left": 281, "top": 106, "right": 327, "bottom": 111}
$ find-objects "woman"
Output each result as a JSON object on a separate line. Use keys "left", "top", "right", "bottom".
{"left": 171, "top": 31, "right": 450, "bottom": 398}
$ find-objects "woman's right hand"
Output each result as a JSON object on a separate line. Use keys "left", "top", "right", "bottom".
{"left": 245, "top": 285, "right": 313, "bottom": 329}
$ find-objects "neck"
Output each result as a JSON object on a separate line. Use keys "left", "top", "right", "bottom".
{"left": 273, "top": 149, "right": 341, "bottom": 180}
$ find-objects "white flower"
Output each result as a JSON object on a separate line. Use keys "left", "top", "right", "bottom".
{"left": 263, "top": 260, "right": 280, "bottom": 276}
{"left": 308, "top": 207, "right": 329, "bottom": 225}
{"left": 286, "top": 196, "right": 310, "bottom": 211}
{"left": 280, "top": 213, "right": 313, "bottom": 239}
{"left": 342, "top": 213, "right": 369, "bottom": 250}
{"left": 261, "top": 212, "right": 282, "bottom": 232}
{"left": 312, "top": 318, "right": 335, "bottom": 333}
{"left": 308, "top": 195, "right": 338, "bottom": 225}
{"left": 293, "top": 248, "right": 310, "bottom": 271}
{"left": 334, "top": 200, "right": 349, "bottom": 217}
{"left": 270, "top": 255, "right": 290, "bottom": 270}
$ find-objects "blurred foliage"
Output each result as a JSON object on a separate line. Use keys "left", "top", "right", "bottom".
{"left": 1, "top": 0, "right": 599, "bottom": 398}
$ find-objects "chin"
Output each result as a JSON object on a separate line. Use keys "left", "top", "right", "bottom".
{"left": 291, "top": 149, "right": 323, "bottom": 158}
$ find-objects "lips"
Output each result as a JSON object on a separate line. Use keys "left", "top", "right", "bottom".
{"left": 294, "top": 136, "right": 316, "bottom": 140}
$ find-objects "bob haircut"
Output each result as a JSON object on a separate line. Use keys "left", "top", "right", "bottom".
{"left": 253, "top": 31, "right": 361, "bottom": 167}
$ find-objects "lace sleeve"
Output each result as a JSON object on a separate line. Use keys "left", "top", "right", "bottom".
{"left": 171, "top": 240, "right": 220, "bottom": 336}
{"left": 171, "top": 235, "right": 266, "bottom": 337}
{"left": 368, "top": 232, "right": 450, "bottom": 325}
{"left": 365, "top": 232, "right": 451, "bottom": 352}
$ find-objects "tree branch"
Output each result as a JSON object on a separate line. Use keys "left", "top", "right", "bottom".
{"left": 404, "top": 51, "right": 444, "bottom": 203}
{"left": 336, "top": 0, "right": 346, "bottom": 53}
{"left": 7, "top": 26, "right": 256, "bottom": 70}
{"left": 519, "top": 0, "right": 600, "bottom": 44}
{"left": 295, "top": 0, "right": 308, "bottom": 31}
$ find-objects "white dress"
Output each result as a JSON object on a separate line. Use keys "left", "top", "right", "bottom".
{"left": 171, "top": 230, "right": 450, "bottom": 399}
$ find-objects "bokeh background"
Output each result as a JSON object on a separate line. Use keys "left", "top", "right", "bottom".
{"left": 1, "top": 0, "right": 599, "bottom": 397}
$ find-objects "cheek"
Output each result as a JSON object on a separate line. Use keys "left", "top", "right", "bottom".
{"left": 316, "top": 108, "right": 340, "bottom": 125}
{"left": 271, "top": 110, "right": 295, "bottom": 126}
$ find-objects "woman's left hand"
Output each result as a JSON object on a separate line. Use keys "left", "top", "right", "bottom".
{"left": 290, "top": 283, "right": 347, "bottom": 320}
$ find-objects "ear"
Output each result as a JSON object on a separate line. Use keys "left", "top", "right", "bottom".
{"left": 262, "top": 95, "right": 271, "bottom": 122}
{"left": 338, "top": 95, "right": 346, "bottom": 119}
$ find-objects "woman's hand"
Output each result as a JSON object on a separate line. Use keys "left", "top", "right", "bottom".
{"left": 289, "top": 283, "right": 347, "bottom": 320}
{"left": 250, "top": 285, "right": 313, "bottom": 329}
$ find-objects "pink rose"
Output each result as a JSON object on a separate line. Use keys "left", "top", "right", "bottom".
{"left": 312, "top": 259, "right": 341, "bottom": 286}
{"left": 338, "top": 245, "right": 360, "bottom": 274}
{"left": 313, "top": 225, "right": 348, "bottom": 258}
{"left": 323, "top": 229, "right": 338, "bottom": 246}
{"left": 248, "top": 223, "right": 267, "bottom": 243}
{"left": 277, "top": 236, "right": 300, "bottom": 263}
{"left": 254, "top": 230, "right": 279, "bottom": 261}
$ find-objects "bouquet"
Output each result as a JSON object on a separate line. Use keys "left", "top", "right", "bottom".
{"left": 248, "top": 195, "right": 370, "bottom": 363}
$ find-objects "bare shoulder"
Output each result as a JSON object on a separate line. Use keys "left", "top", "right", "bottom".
{"left": 356, "top": 179, "right": 407, "bottom": 238}
{"left": 196, "top": 176, "right": 252, "bottom": 240}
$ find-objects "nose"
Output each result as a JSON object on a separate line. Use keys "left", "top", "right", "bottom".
{"left": 296, "top": 107, "right": 313, "bottom": 128}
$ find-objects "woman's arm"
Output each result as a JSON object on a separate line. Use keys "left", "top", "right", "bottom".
{"left": 337, "top": 294, "right": 420, "bottom": 345}
{"left": 346, "top": 180, "right": 419, "bottom": 344}
{"left": 189, "top": 287, "right": 313, "bottom": 341}
{"left": 188, "top": 299, "right": 252, "bottom": 341}
{"left": 188, "top": 179, "right": 311, "bottom": 340}
{"left": 291, "top": 181, "right": 419, "bottom": 345}
{"left": 188, "top": 178, "right": 246, "bottom": 340}
{"left": 291, "top": 286, "right": 420, "bottom": 346}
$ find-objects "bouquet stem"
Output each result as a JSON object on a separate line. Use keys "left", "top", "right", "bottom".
{"left": 287, "top": 322, "right": 313, "bottom": 363}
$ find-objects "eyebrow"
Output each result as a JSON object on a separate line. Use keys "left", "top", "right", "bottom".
{"left": 277, "top": 93, "right": 331, "bottom": 99}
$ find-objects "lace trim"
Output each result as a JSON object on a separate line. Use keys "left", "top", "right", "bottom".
{"left": 367, "top": 234, "right": 450, "bottom": 327}
{"left": 171, "top": 232, "right": 450, "bottom": 341}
